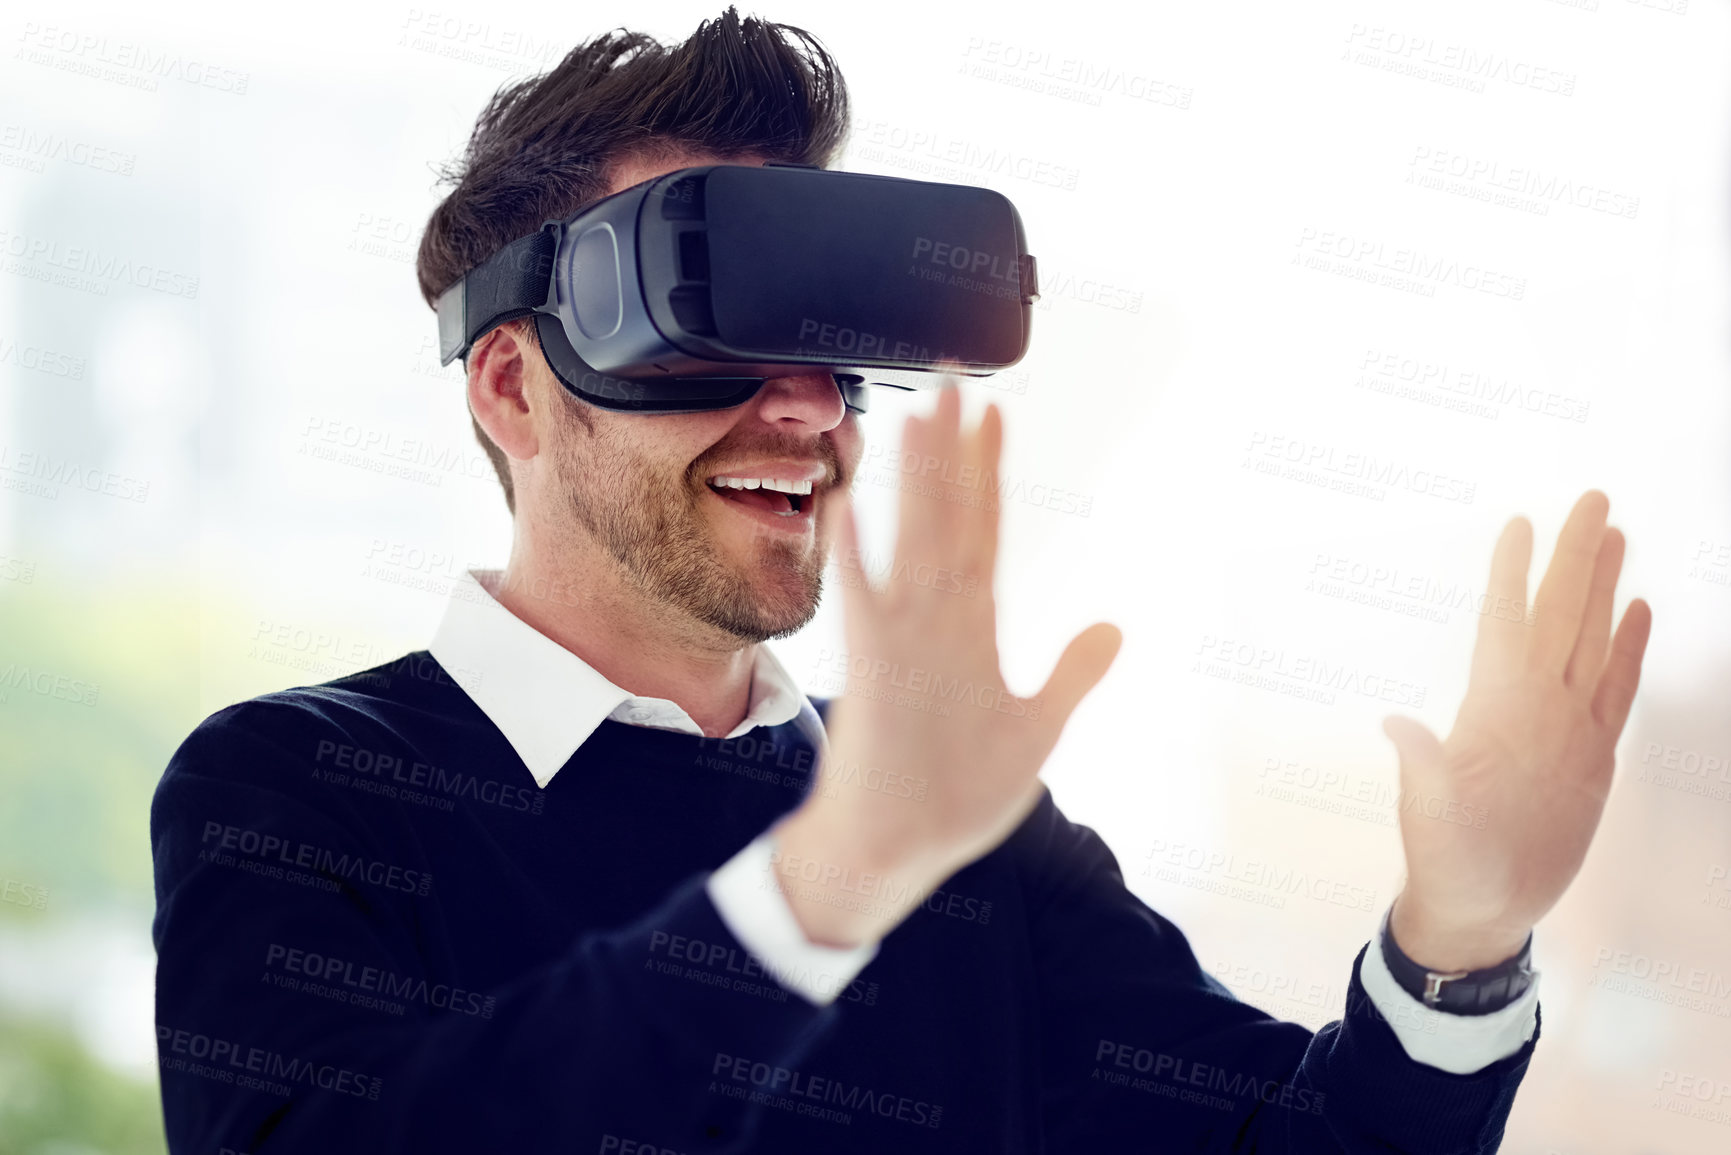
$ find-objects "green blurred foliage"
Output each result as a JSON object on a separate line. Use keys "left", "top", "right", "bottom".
{"left": 0, "top": 1006, "right": 165, "bottom": 1155}
{"left": 0, "top": 577, "right": 215, "bottom": 1155}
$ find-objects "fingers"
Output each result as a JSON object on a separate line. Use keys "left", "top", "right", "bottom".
{"left": 927, "top": 379, "right": 966, "bottom": 567}
{"left": 1530, "top": 490, "right": 1610, "bottom": 677}
{"left": 1564, "top": 527, "right": 1626, "bottom": 691}
{"left": 1591, "top": 597, "right": 1652, "bottom": 734}
{"left": 959, "top": 401, "right": 1003, "bottom": 597}
{"left": 1469, "top": 515, "right": 1534, "bottom": 688}
{"left": 1032, "top": 623, "right": 1123, "bottom": 734}
{"left": 826, "top": 488, "right": 880, "bottom": 641}
{"left": 891, "top": 408, "right": 936, "bottom": 607}
{"left": 891, "top": 377, "right": 1004, "bottom": 609}
{"left": 890, "top": 383, "right": 965, "bottom": 600}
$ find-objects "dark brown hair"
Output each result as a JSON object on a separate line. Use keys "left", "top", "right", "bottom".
{"left": 415, "top": 7, "right": 851, "bottom": 515}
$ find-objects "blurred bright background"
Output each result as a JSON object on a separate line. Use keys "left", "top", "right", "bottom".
{"left": 2, "top": 0, "right": 1729, "bottom": 1151}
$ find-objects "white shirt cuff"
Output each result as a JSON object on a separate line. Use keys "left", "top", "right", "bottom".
{"left": 707, "top": 832, "right": 880, "bottom": 1006}
{"left": 1358, "top": 920, "right": 1540, "bottom": 1075}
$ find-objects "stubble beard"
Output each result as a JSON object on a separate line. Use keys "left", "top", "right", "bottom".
{"left": 552, "top": 408, "right": 830, "bottom": 643}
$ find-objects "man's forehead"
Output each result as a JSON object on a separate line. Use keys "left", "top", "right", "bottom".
{"left": 604, "top": 148, "right": 769, "bottom": 197}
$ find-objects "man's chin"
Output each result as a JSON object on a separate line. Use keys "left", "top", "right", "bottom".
{"left": 725, "top": 569, "right": 824, "bottom": 642}
{"left": 686, "top": 509, "right": 827, "bottom": 639}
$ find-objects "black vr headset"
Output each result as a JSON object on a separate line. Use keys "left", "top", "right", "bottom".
{"left": 435, "top": 162, "right": 1039, "bottom": 414}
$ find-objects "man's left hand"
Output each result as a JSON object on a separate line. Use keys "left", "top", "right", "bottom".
{"left": 1383, "top": 489, "right": 1652, "bottom": 972}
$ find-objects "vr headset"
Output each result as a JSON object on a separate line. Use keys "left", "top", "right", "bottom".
{"left": 435, "top": 163, "right": 1039, "bottom": 414}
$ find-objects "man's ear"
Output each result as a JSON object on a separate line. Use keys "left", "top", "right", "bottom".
{"left": 467, "top": 322, "right": 540, "bottom": 463}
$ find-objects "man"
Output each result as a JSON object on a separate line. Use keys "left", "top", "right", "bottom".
{"left": 150, "top": 8, "right": 1652, "bottom": 1152}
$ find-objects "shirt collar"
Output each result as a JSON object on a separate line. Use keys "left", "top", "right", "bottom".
{"left": 428, "top": 568, "right": 809, "bottom": 789}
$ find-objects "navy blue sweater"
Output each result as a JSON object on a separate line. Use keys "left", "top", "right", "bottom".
{"left": 150, "top": 651, "right": 1536, "bottom": 1153}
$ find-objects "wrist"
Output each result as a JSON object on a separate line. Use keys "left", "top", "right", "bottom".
{"left": 1379, "top": 904, "right": 1535, "bottom": 1015}
{"left": 769, "top": 807, "right": 939, "bottom": 949}
{"left": 1388, "top": 890, "right": 1530, "bottom": 972}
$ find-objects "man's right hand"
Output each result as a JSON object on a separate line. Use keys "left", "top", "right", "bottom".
{"left": 772, "top": 380, "right": 1122, "bottom": 948}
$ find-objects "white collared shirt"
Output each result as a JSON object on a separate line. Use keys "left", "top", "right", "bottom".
{"left": 428, "top": 568, "right": 809, "bottom": 788}
{"left": 427, "top": 567, "right": 1535, "bottom": 1073}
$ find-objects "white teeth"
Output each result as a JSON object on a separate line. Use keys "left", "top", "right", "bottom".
{"left": 709, "top": 476, "right": 816, "bottom": 495}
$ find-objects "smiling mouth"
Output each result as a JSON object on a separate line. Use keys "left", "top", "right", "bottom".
{"left": 705, "top": 477, "right": 812, "bottom": 517}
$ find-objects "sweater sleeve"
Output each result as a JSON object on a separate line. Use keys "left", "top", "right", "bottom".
{"left": 150, "top": 703, "right": 836, "bottom": 1155}
{"left": 1017, "top": 789, "right": 1537, "bottom": 1152}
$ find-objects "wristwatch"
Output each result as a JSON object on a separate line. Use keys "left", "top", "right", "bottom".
{"left": 1379, "top": 908, "right": 1535, "bottom": 1015}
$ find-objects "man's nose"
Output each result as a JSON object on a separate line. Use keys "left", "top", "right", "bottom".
{"left": 750, "top": 372, "right": 848, "bottom": 431}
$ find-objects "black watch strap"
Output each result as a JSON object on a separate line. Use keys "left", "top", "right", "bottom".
{"left": 1379, "top": 909, "right": 1535, "bottom": 1016}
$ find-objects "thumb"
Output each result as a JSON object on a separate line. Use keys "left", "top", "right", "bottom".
{"left": 1033, "top": 623, "right": 1123, "bottom": 729}
{"left": 1381, "top": 714, "right": 1446, "bottom": 780}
